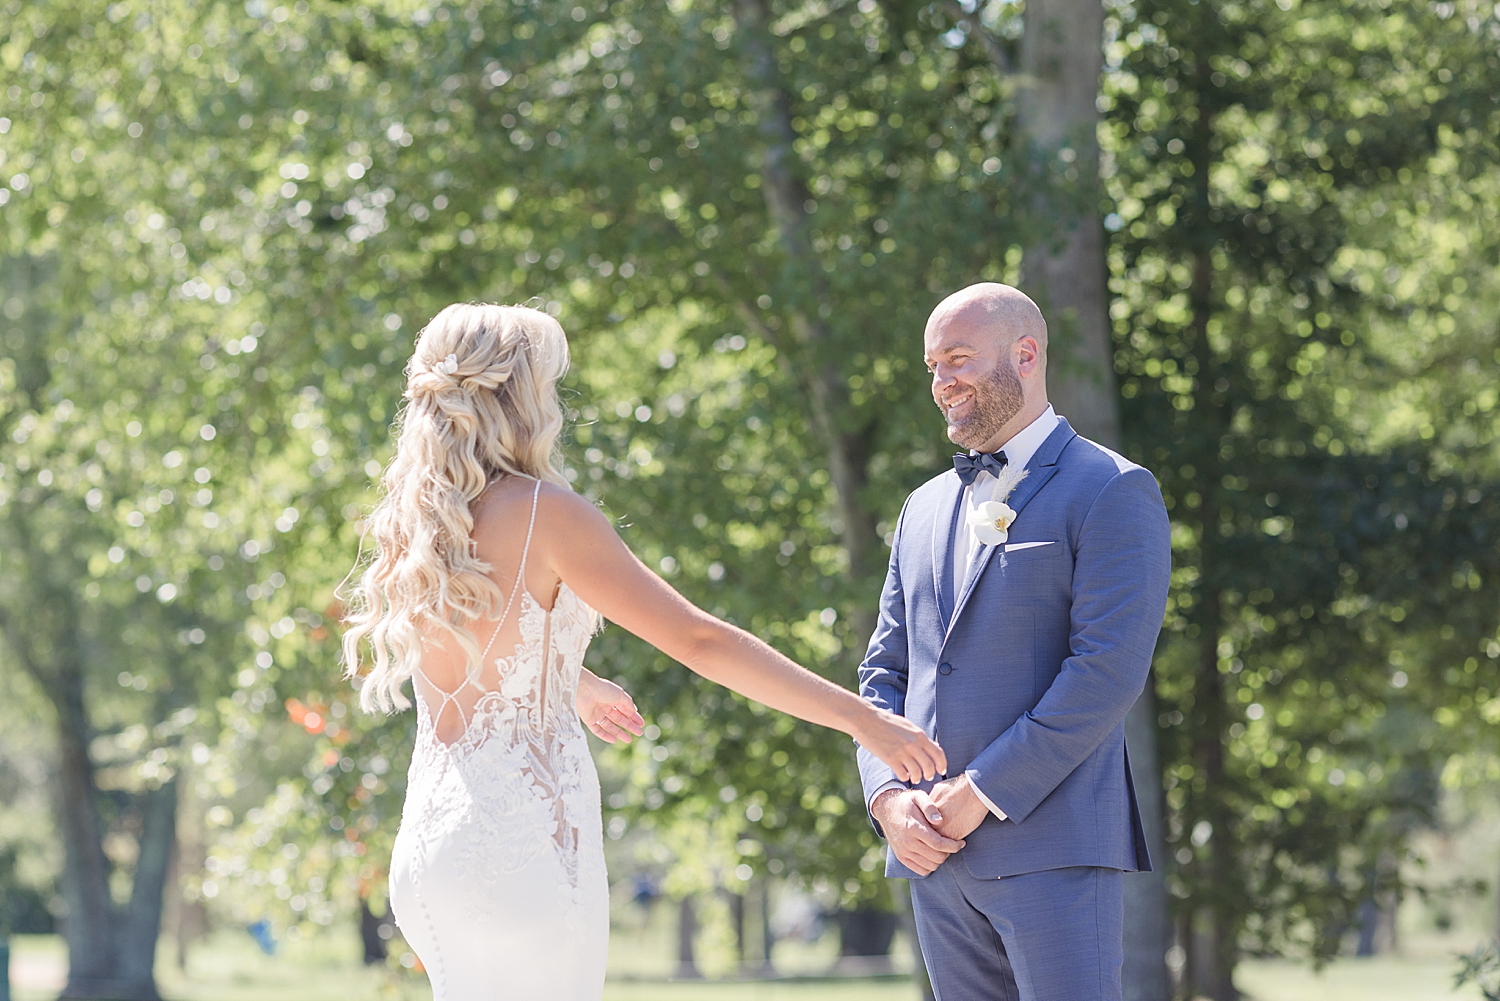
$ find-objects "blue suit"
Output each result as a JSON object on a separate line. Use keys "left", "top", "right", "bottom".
{"left": 857, "top": 418, "right": 1170, "bottom": 1000}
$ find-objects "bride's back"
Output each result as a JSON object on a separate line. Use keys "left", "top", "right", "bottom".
{"left": 413, "top": 477, "right": 579, "bottom": 746}
{"left": 470, "top": 476, "right": 565, "bottom": 612}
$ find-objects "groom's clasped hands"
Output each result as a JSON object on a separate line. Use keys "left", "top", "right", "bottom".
{"left": 871, "top": 775, "right": 990, "bottom": 876}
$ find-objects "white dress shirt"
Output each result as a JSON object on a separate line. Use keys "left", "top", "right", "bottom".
{"left": 870, "top": 406, "right": 1061, "bottom": 826}
{"left": 952, "top": 405, "right": 1060, "bottom": 602}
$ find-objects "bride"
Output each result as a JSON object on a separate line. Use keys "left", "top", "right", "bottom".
{"left": 341, "top": 303, "right": 946, "bottom": 1000}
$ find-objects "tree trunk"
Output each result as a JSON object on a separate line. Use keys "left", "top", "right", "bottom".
{"left": 2, "top": 253, "right": 174, "bottom": 1001}
{"left": 1183, "top": 137, "right": 1237, "bottom": 994}
{"left": 1124, "top": 689, "right": 1172, "bottom": 1001}
{"left": 675, "top": 896, "right": 702, "bottom": 979}
{"left": 360, "top": 896, "right": 391, "bottom": 965}
{"left": 1355, "top": 889, "right": 1378, "bottom": 957}
{"left": 9, "top": 592, "right": 172, "bottom": 1001}
{"left": 50, "top": 651, "right": 128, "bottom": 999}
{"left": 1013, "top": 3, "right": 1171, "bottom": 997}
{"left": 729, "top": 890, "right": 746, "bottom": 969}
{"left": 758, "top": 878, "right": 777, "bottom": 975}
{"left": 169, "top": 817, "right": 208, "bottom": 971}
{"left": 117, "top": 781, "right": 177, "bottom": 994}
{"left": 837, "top": 906, "right": 897, "bottom": 958}
{"left": 1193, "top": 587, "right": 1239, "bottom": 1001}
{"left": 1187, "top": 906, "right": 1216, "bottom": 998}
{"left": 1015, "top": 0, "right": 1118, "bottom": 448}
{"left": 731, "top": 0, "right": 879, "bottom": 646}
{"left": 56, "top": 776, "right": 177, "bottom": 1000}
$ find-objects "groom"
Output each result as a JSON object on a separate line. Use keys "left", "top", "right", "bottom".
{"left": 857, "top": 283, "right": 1171, "bottom": 1000}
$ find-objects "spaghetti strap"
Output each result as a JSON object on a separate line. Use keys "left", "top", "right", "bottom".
{"left": 516, "top": 478, "right": 541, "bottom": 579}
{"left": 477, "top": 478, "right": 543, "bottom": 665}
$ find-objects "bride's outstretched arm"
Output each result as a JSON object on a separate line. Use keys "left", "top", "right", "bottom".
{"left": 537, "top": 487, "right": 947, "bottom": 783}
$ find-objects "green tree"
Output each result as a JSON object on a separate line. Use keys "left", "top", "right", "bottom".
{"left": 203, "top": 0, "right": 1063, "bottom": 931}
{"left": 3, "top": 0, "right": 1059, "bottom": 989}
{"left": 15, "top": 1, "right": 1500, "bottom": 997}
{"left": 1102, "top": 0, "right": 1500, "bottom": 995}
{"left": 0, "top": 2, "right": 374, "bottom": 993}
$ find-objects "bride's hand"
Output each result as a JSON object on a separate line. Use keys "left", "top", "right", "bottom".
{"left": 855, "top": 708, "right": 948, "bottom": 784}
{"left": 575, "top": 668, "right": 646, "bottom": 744}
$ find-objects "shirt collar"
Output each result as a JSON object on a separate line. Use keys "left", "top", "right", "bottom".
{"left": 972, "top": 405, "right": 1059, "bottom": 474}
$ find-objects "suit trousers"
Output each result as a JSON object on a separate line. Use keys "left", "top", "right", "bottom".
{"left": 908, "top": 858, "right": 1124, "bottom": 1001}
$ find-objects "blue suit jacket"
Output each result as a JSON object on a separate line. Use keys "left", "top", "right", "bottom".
{"left": 857, "top": 418, "right": 1171, "bottom": 879}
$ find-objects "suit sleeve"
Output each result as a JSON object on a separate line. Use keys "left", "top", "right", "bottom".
{"left": 967, "top": 467, "right": 1170, "bottom": 823}
{"left": 856, "top": 498, "right": 913, "bottom": 837}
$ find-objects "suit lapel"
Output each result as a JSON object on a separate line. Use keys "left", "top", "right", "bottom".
{"left": 946, "top": 419, "right": 1078, "bottom": 637}
{"left": 929, "top": 473, "right": 965, "bottom": 631}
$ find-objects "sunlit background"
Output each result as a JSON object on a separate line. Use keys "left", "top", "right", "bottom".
{"left": 2, "top": 1, "right": 1499, "bottom": 999}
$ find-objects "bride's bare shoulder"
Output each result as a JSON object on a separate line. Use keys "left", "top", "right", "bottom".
{"left": 533, "top": 481, "right": 612, "bottom": 534}
{"left": 471, "top": 477, "right": 609, "bottom": 540}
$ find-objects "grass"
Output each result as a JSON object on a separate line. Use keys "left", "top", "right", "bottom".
{"left": 8, "top": 931, "right": 916, "bottom": 1001}
{"left": 604, "top": 983, "right": 917, "bottom": 1001}
{"left": 7, "top": 930, "right": 1488, "bottom": 1001}
{"left": 10, "top": 933, "right": 421, "bottom": 1001}
{"left": 1237, "top": 955, "right": 1477, "bottom": 1001}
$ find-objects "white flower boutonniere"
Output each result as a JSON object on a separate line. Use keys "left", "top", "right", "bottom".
{"left": 967, "top": 464, "right": 1029, "bottom": 547}
{"left": 969, "top": 500, "right": 1016, "bottom": 546}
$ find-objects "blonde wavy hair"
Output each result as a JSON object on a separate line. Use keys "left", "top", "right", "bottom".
{"left": 341, "top": 303, "right": 571, "bottom": 713}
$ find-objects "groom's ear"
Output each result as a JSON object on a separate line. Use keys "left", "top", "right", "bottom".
{"left": 1014, "top": 335, "right": 1043, "bottom": 378}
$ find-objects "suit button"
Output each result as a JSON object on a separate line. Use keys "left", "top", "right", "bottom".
{"left": 938, "top": 663, "right": 953, "bottom": 676}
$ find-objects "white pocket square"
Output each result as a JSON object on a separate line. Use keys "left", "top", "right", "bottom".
{"left": 1003, "top": 541, "right": 1055, "bottom": 552}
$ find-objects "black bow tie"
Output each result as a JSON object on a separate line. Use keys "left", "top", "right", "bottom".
{"left": 953, "top": 451, "right": 1008, "bottom": 486}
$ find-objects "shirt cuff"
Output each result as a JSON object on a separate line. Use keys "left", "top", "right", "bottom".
{"left": 868, "top": 780, "right": 908, "bottom": 815}
{"left": 965, "top": 771, "right": 1008, "bottom": 821}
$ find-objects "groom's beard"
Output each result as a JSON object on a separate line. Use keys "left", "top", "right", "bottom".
{"left": 945, "top": 361, "right": 1025, "bottom": 450}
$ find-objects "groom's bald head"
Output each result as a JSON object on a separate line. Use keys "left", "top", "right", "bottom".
{"left": 924, "top": 283, "right": 1050, "bottom": 453}
{"left": 925, "top": 283, "right": 1048, "bottom": 360}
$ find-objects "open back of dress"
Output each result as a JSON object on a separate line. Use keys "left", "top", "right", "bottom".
{"left": 389, "top": 480, "right": 609, "bottom": 1000}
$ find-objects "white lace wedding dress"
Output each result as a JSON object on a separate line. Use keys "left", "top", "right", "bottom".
{"left": 389, "top": 481, "right": 609, "bottom": 999}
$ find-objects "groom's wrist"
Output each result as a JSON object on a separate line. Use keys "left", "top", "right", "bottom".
{"left": 868, "top": 779, "right": 907, "bottom": 810}
{"left": 871, "top": 787, "right": 905, "bottom": 824}
{"left": 963, "top": 772, "right": 1008, "bottom": 822}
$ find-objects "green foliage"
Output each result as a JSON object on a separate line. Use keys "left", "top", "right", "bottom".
{"left": 0, "top": 0, "right": 1052, "bottom": 933}
{"left": 1103, "top": 0, "right": 1500, "bottom": 970}
{"left": 4, "top": 0, "right": 1500, "bottom": 986}
{"left": 1455, "top": 942, "right": 1500, "bottom": 1001}
{"left": 0, "top": 0, "right": 391, "bottom": 939}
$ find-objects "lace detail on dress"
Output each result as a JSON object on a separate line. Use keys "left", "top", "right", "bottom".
{"left": 394, "top": 479, "right": 609, "bottom": 971}
{"left": 406, "top": 585, "right": 603, "bottom": 923}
